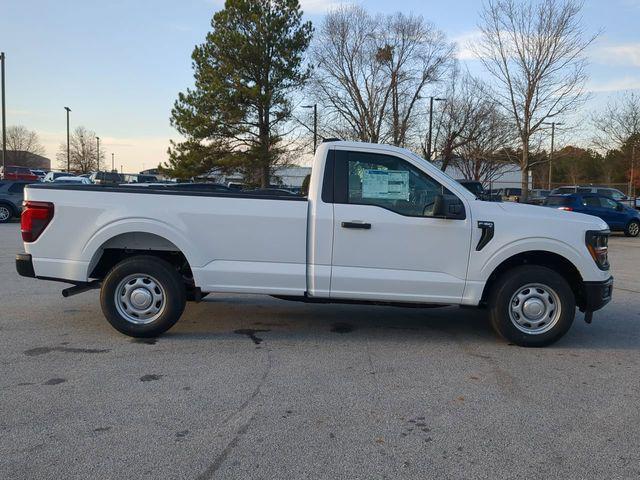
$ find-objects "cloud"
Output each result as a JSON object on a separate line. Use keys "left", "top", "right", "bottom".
{"left": 587, "top": 76, "right": 640, "bottom": 93}
{"left": 591, "top": 42, "right": 640, "bottom": 67}
{"left": 300, "top": 0, "right": 344, "bottom": 14}
{"left": 451, "top": 30, "right": 483, "bottom": 61}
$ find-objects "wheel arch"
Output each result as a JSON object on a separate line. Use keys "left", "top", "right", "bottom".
{"left": 480, "top": 250, "right": 587, "bottom": 310}
{"left": 84, "top": 225, "right": 200, "bottom": 289}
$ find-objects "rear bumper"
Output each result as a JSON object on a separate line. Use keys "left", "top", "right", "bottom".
{"left": 582, "top": 276, "right": 613, "bottom": 312}
{"left": 16, "top": 253, "right": 35, "bottom": 278}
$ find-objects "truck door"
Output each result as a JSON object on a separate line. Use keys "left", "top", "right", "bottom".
{"left": 328, "top": 149, "right": 472, "bottom": 303}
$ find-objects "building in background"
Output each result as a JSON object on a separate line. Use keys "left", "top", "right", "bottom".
{"left": 3, "top": 151, "right": 51, "bottom": 170}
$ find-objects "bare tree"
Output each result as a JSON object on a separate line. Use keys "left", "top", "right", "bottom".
{"left": 56, "top": 126, "right": 103, "bottom": 173}
{"left": 592, "top": 93, "right": 640, "bottom": 149}
{"left": 454, "top": 106, "right": 517, "bottom": 183}
{"left": 6, "top": 125, "right": 46, "bottom": 166}
{"left": 592, "top": 92, "right": 640, "bottom": 187}
{"left": 376, "top": 13, "right": 454, "bottom": 147}
{"left": 473, "top": 0, "right": 597, "bottom": 200}
{"left": 429, "top": 67, "right": 502, "bottom": 172}
{"left": 310, "top": 6, "right": 453, "bottom": 145}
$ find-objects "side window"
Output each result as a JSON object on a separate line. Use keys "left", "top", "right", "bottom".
{"left": 599, "top": 197, "right": 618, "bottom": 210}
{"left": 582, "top": 196, "right": 600, "bottom": 207}
{"left": 335, "top": 151, "right": 455, "bottom": 217}
{"left": 8, "top": 183, "right": 26, "bottom": 193}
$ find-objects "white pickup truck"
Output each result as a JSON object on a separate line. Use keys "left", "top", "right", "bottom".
{"left": 16, "top": 141, "right": 613, "bottom": 347}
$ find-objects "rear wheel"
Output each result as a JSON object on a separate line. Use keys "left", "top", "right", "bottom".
{"left": 625, "top": 220, "right": 639, "bottom": 237}
{"left": 100, "top": 255, "right": 186, "bottom": 337}
{"left": 489, "top": 266, "right": 575, "bottom": 347}
{"left": 0, "top": 204, "right": 13, "bottom": 223}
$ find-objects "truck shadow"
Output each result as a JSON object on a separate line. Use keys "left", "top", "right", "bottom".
{"left": 163, "top": 295, "right": 639, "bottom": 350}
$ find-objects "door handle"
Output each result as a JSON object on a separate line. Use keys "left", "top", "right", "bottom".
{"left": 341, "top": 221, "right": 371, "bottom": 230}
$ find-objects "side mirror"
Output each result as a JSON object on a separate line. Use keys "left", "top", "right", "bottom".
{"left": 616, "top": 203, "right": 624, "bottom": 211}
{"left": 432, "top": 194, "right": 465, "bottom": 219}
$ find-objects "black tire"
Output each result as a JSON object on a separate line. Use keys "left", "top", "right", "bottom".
{"left": 624, "top": 220, "right": 640, "bottom": 237}
{"left": 488, "top": 265, "right": 575, "bottom": 347}
{"left": 0, "top": 203, "right": 14, "bottom": 223}
{"left": 100, "top": 255, "right": 186, "bottom": 337}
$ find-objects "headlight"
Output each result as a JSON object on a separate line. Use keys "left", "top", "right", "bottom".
{"left": 585, "top": 230, "right": 609, "bottom": 271}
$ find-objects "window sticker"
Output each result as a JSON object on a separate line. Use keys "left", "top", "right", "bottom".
{"left": 362, "top": 169, "right": 409, "bottom": 200}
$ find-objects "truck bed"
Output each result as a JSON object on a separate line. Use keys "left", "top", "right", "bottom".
{"left": 24, "top": 183, "right": 309, "bottom": 295}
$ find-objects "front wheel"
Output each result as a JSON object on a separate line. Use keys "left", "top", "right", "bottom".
{"left": 100, "top": 255, "right": 186, "bottom": 337}
{"left": 625, "top": 220, "right": 639, "bottom": 237}
{"left": 489, "top": 266, "right": 575, "bottom": 347}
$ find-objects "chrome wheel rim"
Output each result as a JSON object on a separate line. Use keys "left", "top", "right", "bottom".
{"left": 114, "top": 274, "right": 166, "bottom": 325}
{"left": 509, "top": 283, "right": 561, "bottom": 335}
{"left": 629, "top": 222, "right": 639, "bottom": 236}
{"left": 0, "top": 206, "right": 10, "bottom": 221}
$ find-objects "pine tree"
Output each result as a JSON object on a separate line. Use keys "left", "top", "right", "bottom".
{"left": 162, "top": 0, "right": 313, "bottom": 184}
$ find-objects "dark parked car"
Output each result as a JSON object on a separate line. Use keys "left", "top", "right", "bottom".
{"left": 90, "top": 171, "right": 123, "bottom": 185}
{"left": 544, "top": 193, "right": 640, "bottom": 237}
{"left": 456, "top": 179, "right": 501, "bottom": 201}
{"left": 527, "top": 189, "right": 551, "bottom": 205}
{"left": 0, "top": 181, "right": 35, "bottom": 223}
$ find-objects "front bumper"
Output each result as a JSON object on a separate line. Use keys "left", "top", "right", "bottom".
{"left": 582, "top": 276, "right": 613, "bottom": 312}
{"left": 16, "top": 253, "right": 35, "bottom": 278}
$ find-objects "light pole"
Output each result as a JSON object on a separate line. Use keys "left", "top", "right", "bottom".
{"left": 630, "top": 141, "right": 636, "bottom": 199}
{"left": 111, "top": 152, "right": 114, "bottom": 172}
{"left": 1, "top": 52, "right": 6, "bottom": 171}
{"left": 64, "top": 107, "right": 71, "bottom": 172}
{"left": 96, "top": 136, "right": 100, "bottom": 172}
{"left": 426, "top": 97, "right": 446, "bottom": 161}
{"left": 543, "top": 121, "right": 564, "bottom": 190}
{"left": 301, "top": 104, "right": 317, "bottom": 153}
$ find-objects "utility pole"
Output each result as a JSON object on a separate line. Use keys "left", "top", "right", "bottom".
{"left": 630, "top": 141, "right": 636, "bottom": 199}
{"left": 543, "top": 121, "right": 563, "bottom": 190}
{"left": 301, "top": 104, "right": 318, "bottom": 153}
{"left": 111, "top": 152, "right": 114, "bottom": 172}
{"left": 1, "top": 52, "right": 6, "bottom": 171}
{"left": 96, "top": 136, "right": 100, "bottom": 172}
{"left": 64, "top": 107, "right": 71, "bottom": 172}
{"left": 426, "top": 97, "right": 445, "bottom": 161}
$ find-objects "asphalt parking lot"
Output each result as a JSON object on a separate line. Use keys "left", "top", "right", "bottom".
{"left": 1, "top": 220, "right": 639, "bottom": 479}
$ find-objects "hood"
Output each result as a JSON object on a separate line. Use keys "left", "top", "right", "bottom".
{"left": 481, "top": 200, "right": 609, "bottom": 230}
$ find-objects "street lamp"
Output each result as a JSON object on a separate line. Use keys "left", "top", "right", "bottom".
{"left": 1, "top": 52, "right": 6, "bottom": 172}
{"left": 111, "top": 152, "right": 114, "bottom": 172}
{"left": 301, "top": 104, "right": 318, "bottom": 153}
{"left": 543, "top": 121, "right": 564, "bottom": 190}
{"left": 64, "top": 107, "right": 71, "bottom": 172}
{"left": 426, "top": 97, "right": 446, "bottom": 161}
{"left": 96, "top": 136, "right": 100, "bottom": 172}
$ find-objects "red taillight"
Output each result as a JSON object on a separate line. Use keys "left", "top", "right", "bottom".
{"left": 21, "top": 201, "right": 54, "bottom": 242}
{"left": 558, "top": 206, "right": 573, "bottom": 211}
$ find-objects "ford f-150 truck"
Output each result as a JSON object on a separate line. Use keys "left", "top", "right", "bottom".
{"left": 16, "top": 141, "right": 613, "bottom": 347}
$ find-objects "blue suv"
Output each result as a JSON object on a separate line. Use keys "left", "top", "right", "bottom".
{"left": 544, "top": 193, "right": 640, "bottom": 237}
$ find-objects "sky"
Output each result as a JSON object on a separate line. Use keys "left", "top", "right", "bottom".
{"left": 1, "top": 0, "right": 639, "bottom": 172}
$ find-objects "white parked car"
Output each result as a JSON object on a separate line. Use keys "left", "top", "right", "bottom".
{"left": 16, "top": 141, "right": 613, "bottom": 347}
{"left": 52, "top": 176, "right": 92, "bottom": 185}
